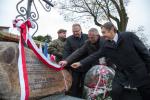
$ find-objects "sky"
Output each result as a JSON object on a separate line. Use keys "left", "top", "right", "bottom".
{"left": 0, "top": 0, "right": 150, "bottom": 41}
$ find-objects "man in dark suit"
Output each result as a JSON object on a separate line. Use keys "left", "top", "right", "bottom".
{"left": 71, "top": 22, "right": 150, "bottom": 100}
{"left": 60, "top": 23, "right": 88, "bottom": 98}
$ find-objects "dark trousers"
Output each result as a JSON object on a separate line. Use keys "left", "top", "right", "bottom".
{"left": 138, "top": 83, "right": 150, "bottom": 100}
{"left": 112, "top": 81, "right": 124, "bottom": 100}
{"left": 112, "top": 81, "right": 150, "bottom": 100}
{"left": 70, "top": 71, "right": 85, "bottom": 98}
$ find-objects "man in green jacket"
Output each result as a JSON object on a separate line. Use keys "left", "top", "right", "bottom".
{"left": 48, "top": 29, "right": 67, "bottom": 62}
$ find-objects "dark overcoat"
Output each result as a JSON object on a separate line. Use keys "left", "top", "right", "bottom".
{"left": 63, "top": 33, "right": 88, "bottom": 72}
{"left": 65, "top": 37, "right": 105, "bottom": 72}
{"left": 80, "top": 32, "right": 150, "bottom": 87}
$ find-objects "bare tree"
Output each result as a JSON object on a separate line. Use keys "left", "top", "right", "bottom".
{"left": 58, "top": 0, "right": 129, "bottom": 31}
{"left": 130, "top": 26, "right": 150, "bottom": 49}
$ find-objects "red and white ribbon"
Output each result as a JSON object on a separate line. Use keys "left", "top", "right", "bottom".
{"left": 18, "top": 36, "right": 29, "bottom": 100}
{"left": 13, "top": 19, "right": 63, "bottom": 100}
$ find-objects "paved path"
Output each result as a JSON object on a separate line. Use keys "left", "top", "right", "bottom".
{"left": 41, "top": 94, "right": 84, "bottom": 100}
{"left": 41, "top": 89, "right": 142, "bottom": 100}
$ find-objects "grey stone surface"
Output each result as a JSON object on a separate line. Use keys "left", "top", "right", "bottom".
{"left": 0, "top": 42, "right": 72, "bottom": 99}
{"left": 40, "top": 94, "right": 85, "bottom": 100}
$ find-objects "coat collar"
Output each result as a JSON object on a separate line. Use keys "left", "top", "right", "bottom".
{"left": 117, "top": 32, "right": 123, "bottom": 45}
{"left": 105, "top": 33, "right": 123, "bottom": 49}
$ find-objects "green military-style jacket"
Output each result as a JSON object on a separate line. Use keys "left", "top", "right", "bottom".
{"left": 48, "top": 37, "right": 66, "bottom": 62}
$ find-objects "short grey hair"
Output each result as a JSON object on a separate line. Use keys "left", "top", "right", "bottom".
{"left": 72, "top": 23, "right": 81, "bottom": 29}
{"left": 88, "top": 28, "right": 99, "bottom": 35}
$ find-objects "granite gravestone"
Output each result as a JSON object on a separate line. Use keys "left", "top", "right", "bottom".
{"left": 0, "top": 42, "right": 72, "bottom": 100}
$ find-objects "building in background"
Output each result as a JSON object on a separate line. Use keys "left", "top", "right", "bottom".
{"left": 0, "top": 26, "right": 10, "bottom": 33}
{"left": 0, "top": 26, "right": 43, "bottom": 46}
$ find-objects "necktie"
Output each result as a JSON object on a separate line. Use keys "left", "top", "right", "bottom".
{"left": 111, "top": 40, "right": 116, "bottom": 45}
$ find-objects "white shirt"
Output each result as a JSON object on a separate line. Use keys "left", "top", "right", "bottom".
{"left": 113, "top": 33, "right": 118, "bottom": 43}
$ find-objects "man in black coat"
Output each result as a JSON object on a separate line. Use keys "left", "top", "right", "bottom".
{"left": 60, "top": 28, "right": 106, "bottom": 72}
{"left": 63, "top": 24, "right": 88, "bottom": 59}
{"left": 61, "top": 23, "right": 88, "bottom": 98}
{"left": 71, "top": 22, "right": 150, "bottom": 100}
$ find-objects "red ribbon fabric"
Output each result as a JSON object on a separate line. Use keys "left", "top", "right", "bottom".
{"left": 13, "top": 19, "right": 63, "bottom": 100}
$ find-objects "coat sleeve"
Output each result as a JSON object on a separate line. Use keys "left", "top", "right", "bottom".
{"left": 130, "top": 32, "right": 150, "bottom": 71}
{"left": 65, "top": 42, "right": 88, "bottom": 64}
{"left": 63, "top": 39, "right": 72, "bottom": 59}
{"left": 80, "top": 47, "right": 105, "bottom": 67}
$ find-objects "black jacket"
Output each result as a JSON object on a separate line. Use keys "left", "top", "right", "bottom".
{"left": 63, "top": 33, "right": 88, "bottom": 59}
{"left": 80, "top": 32, "right": 150, "bottom": 87}
{"left": 65, "top": 37, "right": 105, "bottom": 72}
{"left": 63, "top": 33, "right": 88, "bottom": 72}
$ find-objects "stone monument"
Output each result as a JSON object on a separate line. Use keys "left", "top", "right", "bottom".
{"left": 0, "top": 42, "right": 72, "bottom": 100}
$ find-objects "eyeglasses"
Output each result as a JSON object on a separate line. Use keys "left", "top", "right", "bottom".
{"left": 73, "top": 30, "right": 81, "bottom": 33}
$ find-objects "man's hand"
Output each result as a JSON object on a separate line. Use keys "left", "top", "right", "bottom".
{"left": 71, "top": 62, "right": 81, "bottom": 69}
{"left": 59, "top": 60, "right": 68, "bottom": 67}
